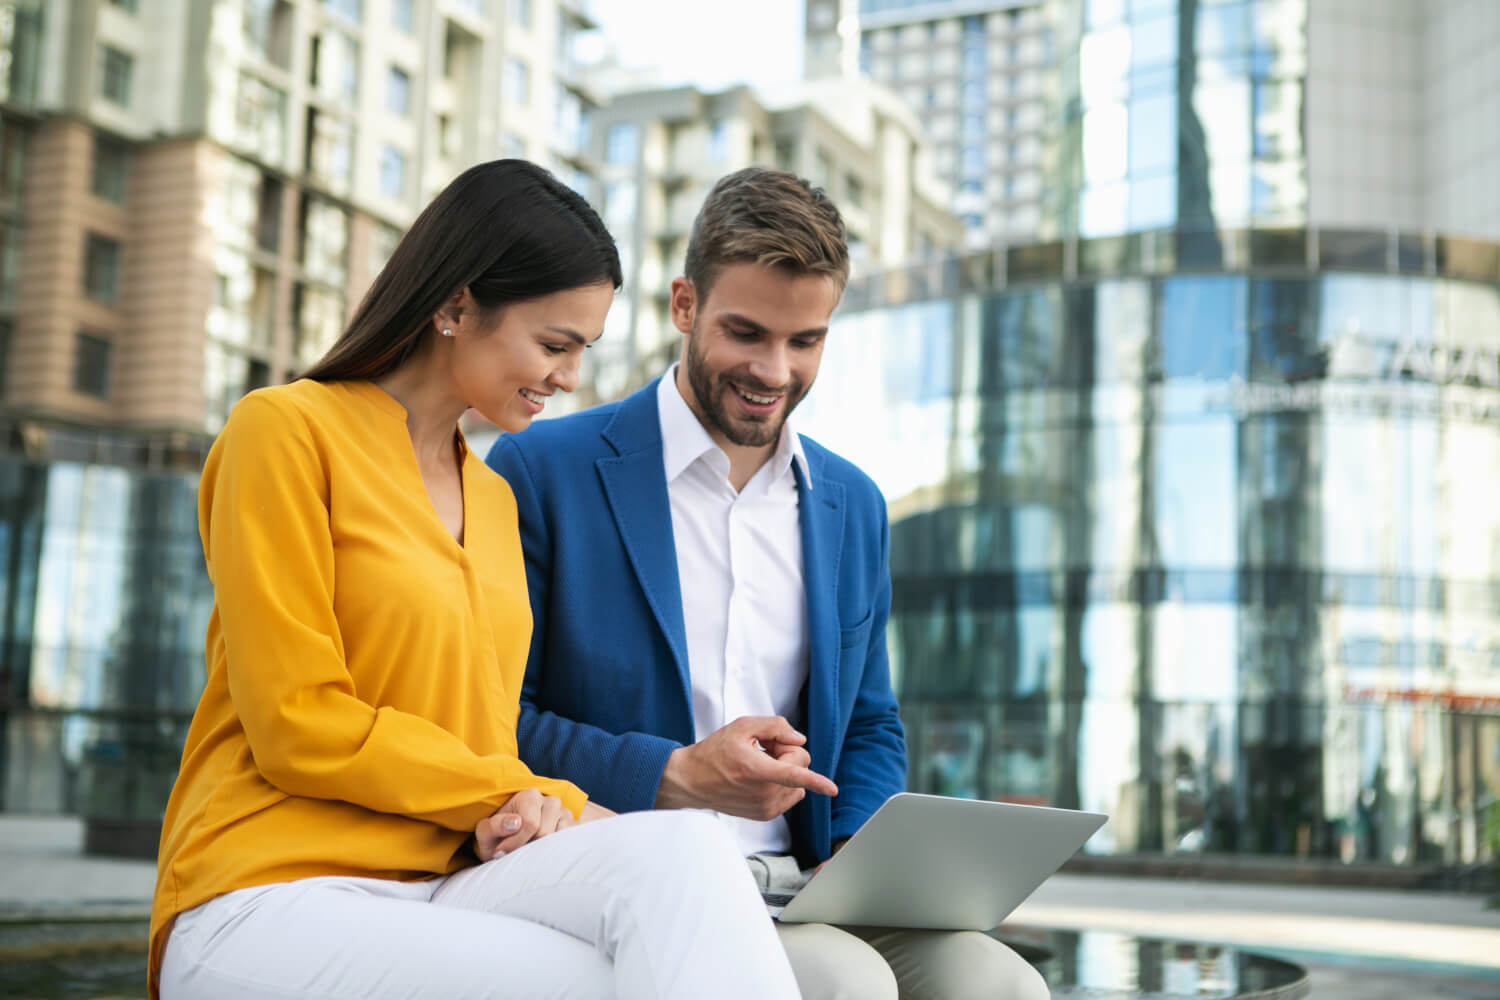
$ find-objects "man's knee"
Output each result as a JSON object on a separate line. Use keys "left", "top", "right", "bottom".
{"left": 776, "top": 922, "right": 898, "bottom": 1000}
{"left": 927, "top": 931, "right": 1048, "bottom": 1000}
{"left": 856, "top": 928, "right": 1048, "bottom": 1000}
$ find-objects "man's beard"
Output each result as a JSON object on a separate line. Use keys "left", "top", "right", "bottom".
{"left": 684, "top": 326, "right": 806, "bottom": 448}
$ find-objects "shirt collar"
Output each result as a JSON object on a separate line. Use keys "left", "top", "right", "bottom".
{"left": 656, "top": 366, "right": 811, "bottom": 490}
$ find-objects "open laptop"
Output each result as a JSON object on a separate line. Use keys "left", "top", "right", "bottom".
{"left": 773, "top": 793, "right": 1106, "bottom": 931}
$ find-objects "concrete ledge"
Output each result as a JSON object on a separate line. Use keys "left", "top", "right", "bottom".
{"left": 1060, "top": 853, "right": 1495, "bottom": 892}
{"left": 0, "top": 913, "right": 147, "bottom": 964}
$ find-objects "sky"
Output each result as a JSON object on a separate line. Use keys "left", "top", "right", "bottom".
{"left": 587, "top": 0, "right": 807, "bottom": 94}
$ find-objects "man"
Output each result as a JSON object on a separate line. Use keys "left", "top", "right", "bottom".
{"left": 487, "top": 167, "right": 1047, "bottom": 1000}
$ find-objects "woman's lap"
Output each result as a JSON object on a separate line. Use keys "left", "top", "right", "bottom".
{"left": 160, "top": 811, "right": 797, "bottom": 1000}
{"left": 159, "top": 874, "right": 613, "bottom": 1000}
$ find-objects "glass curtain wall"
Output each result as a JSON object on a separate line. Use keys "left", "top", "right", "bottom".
{"left": 799, "top": 268, "right": 1500, "bottom": 869}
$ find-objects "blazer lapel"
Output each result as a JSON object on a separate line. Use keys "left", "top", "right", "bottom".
{"left": 796, "top": 446, "right": 845, "bottom": 776}
{"left": 596, "top": 383, "right": 694, "bottom": 710}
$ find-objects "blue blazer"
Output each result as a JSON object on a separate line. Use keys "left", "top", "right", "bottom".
{"left": 485, "top": 379, "right": 907, "bottom": 865}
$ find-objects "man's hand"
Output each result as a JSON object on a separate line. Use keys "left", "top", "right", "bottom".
{"left": 655, "top": 716, "right": 839, "bottom": 820}
{"left": 475, "top": 788, "right": 574, "bottom": 861}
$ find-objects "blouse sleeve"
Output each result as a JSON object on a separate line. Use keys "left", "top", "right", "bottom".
{"left": 200, "top": 393, "right": 586, "bottom": 828}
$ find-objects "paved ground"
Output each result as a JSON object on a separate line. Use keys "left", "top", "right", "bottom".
{"left": 0, "top": 817, "right": 154, "bottom": 910}
{"left": 1013, "top": 874, "right": 1500, "bottom": 999}
{"left": 2, "top": 815, "right": 1498, "bottom": 998}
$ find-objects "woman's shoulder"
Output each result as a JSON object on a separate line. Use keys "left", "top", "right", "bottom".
{"left": 233, "top": 378, "right": 343, "bottom": 417}
{"left": 222, "top": 380, "right": 369, "bottom": 437}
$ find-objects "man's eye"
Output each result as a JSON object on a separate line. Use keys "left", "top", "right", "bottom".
{"left": 544, "top": 344, "right": 567, "bottom": 355}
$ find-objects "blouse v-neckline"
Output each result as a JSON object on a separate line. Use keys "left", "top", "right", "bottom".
{"left": 351, "top": 380, "right": 471, "bottom": 551}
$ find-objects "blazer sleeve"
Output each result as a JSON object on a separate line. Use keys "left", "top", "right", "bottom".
{"left": 829, "top": 494, "right": 909, "bottom": 846}
{"left": 487, "top": 435, "right": 681, "bottom": 813}
{"left": 204, "top": 395, "right": 586, "bottom": 830}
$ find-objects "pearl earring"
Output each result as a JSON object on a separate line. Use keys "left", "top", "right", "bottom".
{"left": 441, "top": 328, "right": 454, "bottom": 337}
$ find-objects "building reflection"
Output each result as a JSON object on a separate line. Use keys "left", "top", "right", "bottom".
{"left": 800, "top": 232, "right": 1500, "bottom": 871}
{"left": 0, "top": 458, "right": 206, "bottom": 849}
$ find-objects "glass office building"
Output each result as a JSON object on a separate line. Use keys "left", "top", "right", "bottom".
{"left": 0, "top": 457, "right": 208, "bottom": 852}
{"left": 796, "top": 0, "right": 1500, "bottom": 872}
{"left": 801, "top": 238, "right": 1500, "bottom": 870}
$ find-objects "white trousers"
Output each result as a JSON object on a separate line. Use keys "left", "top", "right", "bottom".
{"left": 160, "top": 810, "right": 801, "bottom": 999}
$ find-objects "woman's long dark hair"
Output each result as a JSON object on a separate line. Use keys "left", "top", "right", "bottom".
{"left": 302, "top": 159, "right": 623, "bottom": 382}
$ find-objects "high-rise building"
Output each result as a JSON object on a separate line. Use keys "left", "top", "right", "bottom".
{"left": 580, "top": 79, "right": 962, "bottom": 405}
{"left": 793, "top": 0, "right": 1500, "bottom": 875}
{"left": 1, "top": 0, "right": 599, "bottom": 457}
{"left": 0, "top": 0, "right": 601, "bottom": 845}
{"left": 806, "top": 0, "right": 1055, "bottom": 248}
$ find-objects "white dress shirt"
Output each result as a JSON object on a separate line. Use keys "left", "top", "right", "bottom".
{"left": 657, "top": 367, "right": 811, "bottom": 857}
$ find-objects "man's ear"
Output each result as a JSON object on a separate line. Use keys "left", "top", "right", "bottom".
{"left": 669, "top": 276, "right": 697, "bottom": 336}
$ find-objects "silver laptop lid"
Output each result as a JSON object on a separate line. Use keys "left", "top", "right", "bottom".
{"left": 778, "top": 793, "right": 1106, "bottom": 931}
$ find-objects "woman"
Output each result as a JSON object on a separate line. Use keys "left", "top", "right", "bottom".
{"left": 150, "top": 161, "right": 802, "bottom": 999}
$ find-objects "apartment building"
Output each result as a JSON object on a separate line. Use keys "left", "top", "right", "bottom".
{"left": 583, "top": 79, "right": 961, "bottom": 403}
{"left": 805, "top": 0, "right": 1055, "bottom": 248}
{"left": 0, "top": 0, "right": 599, "bottom": 464}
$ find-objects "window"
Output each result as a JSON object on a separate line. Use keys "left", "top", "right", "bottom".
{"left": 244, "top": 0, "right": 292, "bottom": 66}
{"left": 310, "top": 28, "right": 359, "bottom": 104}
{"left": 380, "top": 146, "right": 406, "bottom": 198}
{"left": 502, "top": 131, "right": 526, "bottom": 159}
{"left": 707, "top": 120, "right": 728, "bottom": 162}
{"left": 293, "top": 282, "right": 345, "bottom": 367}
{"left": 257, "top": 174, "right": 283, "bottom": 251}
{"left": 554, "top": 90, "right": 584, "bottom": 153}
{"left": 298, "top": 194, "right": 349, "bottom": 284}
{"left": 235, "top": 72, "right": 289, "bottom": 166}
{"left": 845, "top": 173, "right": 863, "bottom": 208}
{"left": 505, "top": 58, "right": 530, "bottom": 105}
{"left": 73, "top": 332, "right": 112, "bottom": 398}
{"left": 602, "top": 181, "right": 636, "bottom": 230}
{"left": 511, "top": 0, "right": 532, "bottom": 27}
{"left": 387, "top": 66, "right": 410, "bottom": 115}
{"left": 0, "top": 225, "right": 12, "bottom": 308}
{"left": 84, "top": 234, "right": 121, "bottom": 303}
{"left": 99, "top": 46, "right": 133, "bottom": 106}
{"left": 106, "top": 0, "right": 138, "bottom": 12}
{"left": 321, "top": 0, "right": 361, "bottom": 22}
{"left": 304, "top": 109, "right": 354, "bottom": 192}
{"left": 0, "top": 120, "right": 26, "bottom": 210}
{"left": 91, "top": 136, "right": 129, "bottom": 202}
{"left": 960, "top": 144, "right": 984, "bottom": 179}
{"left": 605, "top": 122, "right": 639, "bottom": 165}
{"left": 370, "top": 223, "right": 401, "bottom": 275}
{"left": 391, "top": 0, "right": 413, "bottom": 32}
{"left": 813, "top": 149, "right": 833, "bottom": 189}
{"left": 436, "top": 113, "right": 455, "bottom": 157}
{"left": 0, "top": 319, "right": 9, "bottom": 396}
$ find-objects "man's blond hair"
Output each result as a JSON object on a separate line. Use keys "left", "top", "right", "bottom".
{"left": 684, "top": 167, "right": 850, "bottom": 300}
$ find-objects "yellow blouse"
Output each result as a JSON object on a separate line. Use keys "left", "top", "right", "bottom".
{"left": 149, "top": 379, "right": 585, "bottom": 992}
